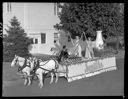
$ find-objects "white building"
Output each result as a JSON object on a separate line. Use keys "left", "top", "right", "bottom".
{"left": 3, "top": 3, "right": 61, "bottom": 55}
{"left": 28, "top": 30, "right": 59, "bottom": 55}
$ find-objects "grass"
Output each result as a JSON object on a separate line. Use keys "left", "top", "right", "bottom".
{"left": 3, "top": 62, "right": 20, "bottom": 81}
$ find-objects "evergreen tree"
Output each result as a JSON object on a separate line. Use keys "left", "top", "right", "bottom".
{"left": 3, "top": 16, "right": 32, "bottom": 62}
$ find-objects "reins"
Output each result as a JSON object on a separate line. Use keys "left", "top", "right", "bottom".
{"left": 38, "top": 66, "right": 67, "bottom": 74}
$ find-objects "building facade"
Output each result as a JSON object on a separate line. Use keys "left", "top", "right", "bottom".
{"left": 3, "top": 3, "right": 60, "bottom": 55}
{"left": 28, "top": 30, "right": 59, "bottom": 55}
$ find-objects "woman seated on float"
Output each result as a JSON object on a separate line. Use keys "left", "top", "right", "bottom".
{"left": 58, "top": 45, "right": 69, "bottom": 63}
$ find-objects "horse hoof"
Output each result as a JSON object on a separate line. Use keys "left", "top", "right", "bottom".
{"left": 40, "top": 85, "right": 43, "bottom": 88}
{"left": 27, "top": 83, "right": 31, "bottom": 86}
{"left": 24, "top": 82, "right": 27, "bottom": 86}
{"left": 55, "top": 80, "right": 58, "bottom": 83}
{"left": 50, "top": 82, "right": 53, "bottom": 84}
{"left": 24, "top": 84, "right": 27, "bottom": 86}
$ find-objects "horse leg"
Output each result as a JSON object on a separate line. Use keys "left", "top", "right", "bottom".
{"left": 55, "top": 72, "right": 58, "bottom": 83}
{"left": 27, "top": 77, "right": 31, "bottom": 86}
{"left": 24, "top": 78, "right": 28, "bottom": 85}
{"left": 25, "top": 71, "right": 31, "bottom": 86}
{"left": 50, "top": 72, "right": 54, "bottom": 84}
{"left": 36, "top": 69, "right": 43, "bottom": 88}
{"left": 37, "top": 72, "right": 43, "bottom": 88}
{"left": 37, "top": 74, "right": 42, "bottom": 88}
{"left": 41, "top": 73, "right": 44, "bottom": 88}
{"left": 30, "top": 75, "right": 34, "bottom": 85}
{"left": 24, "top": 73, "right": 28, "bottom": 85}
{"left": 36, "top": 74, "right": 40, "bottom": 87}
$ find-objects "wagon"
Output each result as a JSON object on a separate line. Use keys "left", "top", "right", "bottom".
{"left": 64, "top": 55, "right": 117, "bottom": 82}
{"left": 33, "top": 50, "right": 117, "bottom": 82}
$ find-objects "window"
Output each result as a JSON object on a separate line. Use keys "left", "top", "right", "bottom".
{"left": 54, "top": 33, "right": 58, "bottom": 41}
{"left": 41, "top": 33, "right": 46, "bottom": 44}
{"left": 35, "top": 39, "right": 38, "bottom": 44}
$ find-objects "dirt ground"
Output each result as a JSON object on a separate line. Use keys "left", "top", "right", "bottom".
{"left": 2, "top": 50, "right": 124, "bottom": 96}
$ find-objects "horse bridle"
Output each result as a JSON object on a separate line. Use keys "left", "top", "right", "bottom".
{"left": 15, "top": 57, "right": 31, "bottom": 72}
{"left": 14, "top": 57, "right": 21, "bottom": 72}
{"left": 15, "top": 57, "right": 19, "bottom": 66}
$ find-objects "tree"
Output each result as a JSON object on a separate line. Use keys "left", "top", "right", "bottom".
{"left": 54, "top": 3, "right": 124, "bottom": 52}
{"left": 3, "top": 16, "right": 32, "bottom": 62}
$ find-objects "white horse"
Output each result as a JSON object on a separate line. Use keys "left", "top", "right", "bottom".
{"left": 33, "top": 58, "right": 59, "bottom": 88}
{"left": 11, "top": 55, "right": 35, "bottom": 86}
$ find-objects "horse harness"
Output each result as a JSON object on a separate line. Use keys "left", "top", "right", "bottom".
{"left": 30, "top": 59, "right": 40, "bottom": 75}
{"left": 17, "top": 58, "right": 31, "bottom": 72}
{"left": 35, "top": 59, "right": 59, "bottom": 73}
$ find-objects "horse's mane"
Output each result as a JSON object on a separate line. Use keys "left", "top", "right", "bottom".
{"left": 55, "top": 56, "right": 61, "bottom": 63}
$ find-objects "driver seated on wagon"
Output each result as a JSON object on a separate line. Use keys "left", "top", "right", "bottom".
{"left": 58, "top": 45, "right": 69, "bottom": 63}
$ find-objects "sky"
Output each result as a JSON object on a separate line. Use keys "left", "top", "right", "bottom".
{"left": 3, "top": 3, "right": 60, "bottom": 34}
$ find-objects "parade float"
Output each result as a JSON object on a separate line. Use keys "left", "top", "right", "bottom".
{"left": 35, "top": 30, "right": 117, "bottom": 82}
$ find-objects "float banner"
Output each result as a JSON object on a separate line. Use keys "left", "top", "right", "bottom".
{"left": 65, "top": 56, "right": 116, "bottom": 82}
{"left": 85, "top": 60, "right": 103, "bottom": 74}
{"left": 85, "top": 57, "right": 117, "bottom": 77}
{"left": 67, "top": 62, "right": 86, "bottom": 78}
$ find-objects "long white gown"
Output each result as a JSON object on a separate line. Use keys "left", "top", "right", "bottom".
{"left": 85, "top": 40, "right": 93, "bottom": 59}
